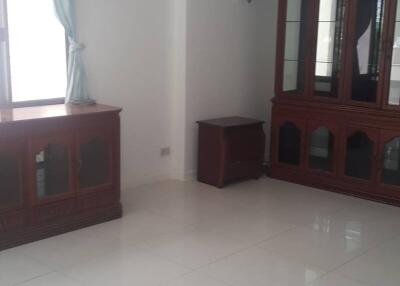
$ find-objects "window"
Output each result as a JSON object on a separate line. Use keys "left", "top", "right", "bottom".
{"left": 0, "top": 0, "right": 67, "bottom": 107}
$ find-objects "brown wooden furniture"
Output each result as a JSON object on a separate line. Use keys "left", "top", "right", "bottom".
{"left": 271, "top": 0, "right": 400, "bottom": 206}
{"left": 197, "top": 117, "right": 265, "bottom": 188}
{"left": 0, "top": 104, "right": 122, "bottom": 250}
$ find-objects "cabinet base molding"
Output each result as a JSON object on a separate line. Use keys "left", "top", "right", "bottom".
{"left": 0, "top": 203, "right": 122, "bottom": 251}
{"left": 270, "top": 168, "right": 400, "bottom": 207}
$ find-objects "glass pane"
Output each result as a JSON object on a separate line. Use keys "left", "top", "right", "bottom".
{"left": 382, "top": 137, "right": 400, "bottom": 186}
{"left": 285, "top": 22, "right": 301, "bottom": 60}
{"left": 279, "top": 122, "right": 301, "bottom": 165}
{"left": 284, "top": 61, "right": 299, "bottom": 91}
{"left": 79, "top": 137, "right": 109, "bottom": 189}
{"left": 314, "top": 0, "right": 345, "bottom": 97}
{"left": 36, "top": 144, "right": 70, "bottom": 199}
{"left": 388, "top": 3, "right": 400, "bottom": 106}
{"left": 7, "top": 0, "right": 67, "bottom": 102}
{"left": 309, "top": 127, "right": 334, "bottom": 171}
{"left": 0, "top": 153, "right": 21, "bottom": 208}
{"left": 345, "top": 132, "right": 374, "bottom": 180}
{"left": 351, "top": 0, "right": 385, "bottom": 103}
{"left": 283, "top": 0, "right": 307, "bottom": 92}
{"left": 0, "top": 0, "right": 10, "bottom": 102}
{"left": 287, "top": 0, "right": 302, "bottom": 21}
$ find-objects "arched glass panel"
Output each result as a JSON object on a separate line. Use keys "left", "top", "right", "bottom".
{"left": 36, "top": 144, "right": 69, "bottom": 199}
{"left": 0, "top": 153, "right": 20, "bottom": 208}
{"left": 79, "top": 137, "right": 109, "bottom": 189}
{"left": 279, "top": 122, "right": 301, "bottom": 165}
{"left": 309, "top": 127, "right": 334, "bottom": 171}
{"left": 382, "top": 137, "right": 400, "bottom": 186}
{"left": 345, "top": 132, "right": 373, "bottom": 179}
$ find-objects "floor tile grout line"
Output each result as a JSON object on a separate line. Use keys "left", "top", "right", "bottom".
{"left": 126, "top": 213, "right": 299, "bottom": 274}
{"left": 156, "top": 270, "right": 234, "bottom": 286}
{"left": 123, "top": 183, "right": 379, "bottom": 269}
{"left": 318, "top": 232, "right": 400, "bottom": 286}
{"left": 303, "top": 271, "right": 374, "bottom": 286}
{"left": 13, "top": 271, "right": 86, "bottom": 286}
{"left": 11, "top": 271, "right": 56, "bottom": 286}
{"left": 190, "top": 226, "right": 299, "bottom": 274}
{"left": 155, "top": 270, "right": 197, "bottom": 286}
{"left": 254, "top": 228, "right": 390, "bottom": 285}
{"left": 135, "top": 223, "right": 298, "bottom": 276}
{"left": 253, "top": 245, "right": 331, "bottom": 277}
{"left": 5, "top": 179, "right": 400, "bottom": 286}
{"left": 193, "top": 242, "right": 328, "bottom": 286}
{"left": 122, "top": 180, "right": 400, "bottom": 285}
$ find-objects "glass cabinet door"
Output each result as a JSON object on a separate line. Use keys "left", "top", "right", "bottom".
{"left": 282, "top": 0, "right": 309, "bottom": 93}
{"left": 35, "top": 143, "right": 70, "bottom": 199}
{"left": 349, "top": 0, "right": 385, "bottom": 103}
{"left": 278, "top": 121, "right": 303, "bottom": 165}
{"left": 344, "top": 130, "right": 378, "bottom": 180}
{"left": 314, "top": 0, "right": 346, "bottom": 98}
{"left": 382, "top": 137, "right": 400, "bottom": 186}
{"left": 308, "top": 127, "right": 335, "bottom": 172}
{"left": 32, "top": 134, "right": 74, "bottom": 202}
{"left": 78, "top": 129, "right": 112, "bottom": 191}
{"left": 386, "top": 0, "right": 400, "bottom": 106}
{"left": 0, "top": 143, "right": 22, "bottom": 211}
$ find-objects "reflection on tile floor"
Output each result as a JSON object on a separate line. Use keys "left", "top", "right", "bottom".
{"left": 2, "top": 178, "right": 400, "bottom": 285}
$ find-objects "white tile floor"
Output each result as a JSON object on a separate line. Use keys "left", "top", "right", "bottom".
{"left": 2, "top": 178, "right": 400, "bottom": 286}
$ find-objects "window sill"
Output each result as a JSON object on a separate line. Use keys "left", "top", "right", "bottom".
{"left": 1, "top": 98, "right": 65, "bottom": 109}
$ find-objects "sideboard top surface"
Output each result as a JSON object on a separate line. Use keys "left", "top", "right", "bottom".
{"left": 0, "top": 104, "right": 122, "bottom": 125}
{"left": 197, "top": 117, "right": 264, "bottom": 128}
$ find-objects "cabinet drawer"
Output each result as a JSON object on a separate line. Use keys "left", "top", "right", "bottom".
{"left": 0, "top": 211, "right": 25, "bottom": 231}
{"left": 31, "top": 199, "right": 76, "bottom": 224}
{"left": 78, "top": 190, "right": 117, "bottom": 210}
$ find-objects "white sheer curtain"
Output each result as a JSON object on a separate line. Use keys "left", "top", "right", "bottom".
{"left": 53, "top": 0, "right": 94, "bottom": 105}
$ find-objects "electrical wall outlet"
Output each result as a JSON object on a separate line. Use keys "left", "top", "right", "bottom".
{"left": 160, "top": 147, "right": 171, "bottom": 157}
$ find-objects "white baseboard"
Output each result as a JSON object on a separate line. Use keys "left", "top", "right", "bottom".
{"left": 121, "top": 173, "right": 172, "bottom": 192}
{"left": 121, "top": 169, "right": 198, "bottom": 192}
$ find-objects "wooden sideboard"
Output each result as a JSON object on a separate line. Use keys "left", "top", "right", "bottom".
{"left": 0, "top": 104, "right": 122, "bottom": 250}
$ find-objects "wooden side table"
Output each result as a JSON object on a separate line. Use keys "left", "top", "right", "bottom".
{"left": 197, "top": 117, "right": 265, "bottom": 188}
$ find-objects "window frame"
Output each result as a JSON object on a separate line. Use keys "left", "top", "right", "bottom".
{"left": 0, "top": 0, "right": 66, "bottom": 108}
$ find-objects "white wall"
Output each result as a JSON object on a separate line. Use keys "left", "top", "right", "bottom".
{"left": 170, "top": 0, "right": 188, "bottom": 180}
{"left": 184, "top": 0, "right": 277, "bottom": 175}
{"left": 256, "top": 0, "right": 278, "bottom": 161}
{"left": 75, "top": 0, "right": 278, "bottom": 188}
{"left": 76, "top": 0, "right": 176, "bottom": 188}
